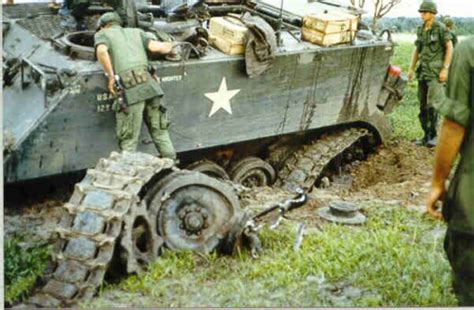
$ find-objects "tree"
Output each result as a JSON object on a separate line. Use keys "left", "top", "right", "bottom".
{"left": 372, "top": 0, "right": 402, "bottom": 31}
{"left": 349, "top": 0, "right": 366, "bottom": 9}
{"left": 348, "top": 0, "right": 403, "bottom": 32}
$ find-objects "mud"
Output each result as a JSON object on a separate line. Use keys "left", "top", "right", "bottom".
{"left": 3, "top": 140, "right": 436, "bottom": 306}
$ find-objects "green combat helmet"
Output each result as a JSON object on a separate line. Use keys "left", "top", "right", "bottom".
{"left": 96, "top": 12, "right": 122, "bottom": 30}
{"left": 418, "top": 1, "right": 438, "bottom": 14}
{"left": 443, "top": 16, "right": 455, "bottom": 28}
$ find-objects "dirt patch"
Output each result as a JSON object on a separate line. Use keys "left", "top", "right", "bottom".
{"left": 332, "top": 140, "right": 435, "bottom": 206}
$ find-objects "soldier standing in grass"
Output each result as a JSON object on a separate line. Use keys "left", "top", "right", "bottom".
{"left": 408, "top": 0, "right": 453, "bottom": 147}
{"left": 426, "top": 36, "right": 474, "bottom": 306}
{"left": 95, "top": 12, "right": 177, "bottom": 160}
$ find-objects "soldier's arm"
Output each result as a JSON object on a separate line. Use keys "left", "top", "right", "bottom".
{"left": 439, "top": 40, "right": 454, "bottom": 82}
{"left": 148, "top": 40, "right": 174, "bottom": 54}
{"left": 408, "top": 47, "right": 419, "bottom": 81}
{"left": 426, "top": 117, "right": 465, "bottom": 219}
{"left": 96, "top": 43, "right": 116, "bottom": 96}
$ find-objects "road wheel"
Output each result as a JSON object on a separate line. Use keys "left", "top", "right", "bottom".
{"left": 186, "top": 160, "right": 230, "bottom": 180}
{"left": 145, "top": 170, "right": 242, "bottom": 252}
{"left": 229, "top": 157, "right": 276, "bottom": 188}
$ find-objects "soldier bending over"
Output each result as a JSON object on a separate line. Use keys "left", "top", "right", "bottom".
{"left": 95, "top": 12, "right": 177, "bottom": 160}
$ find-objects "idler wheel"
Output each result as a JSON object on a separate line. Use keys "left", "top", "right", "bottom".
{"left": 145, "top": 170, "right": 242, "bottom": 252}
{"left": 186, "top": 160, "right": 230, "bottom": 180}
{"left": 229, "top": 157, "right": 276, "bottom": 188}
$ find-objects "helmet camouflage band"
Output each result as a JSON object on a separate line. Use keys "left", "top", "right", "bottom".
{"left": 97, "top": 12, "right": 122, "bottom": 30}
{"left": 418, "top": 1, "right": 438, "bottom": 14}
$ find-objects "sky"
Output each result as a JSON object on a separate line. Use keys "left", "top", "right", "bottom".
{"left": 263, "top": 0, "right": 474, "bottom": 18}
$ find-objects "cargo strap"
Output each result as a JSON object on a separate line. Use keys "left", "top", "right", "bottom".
{"left": 119, "top": 68, "right": 150, "bottom": 89}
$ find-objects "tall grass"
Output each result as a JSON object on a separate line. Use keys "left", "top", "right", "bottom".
{"left": 388, "top": 41, "right": 424, "bottom": 141}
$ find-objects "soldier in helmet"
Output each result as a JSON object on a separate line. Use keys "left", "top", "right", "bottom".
{"left": 408, "top": 0, "right": 453, "bottom": 147}
{"left": 426, "top": 36, "right": 474, "bottom": 306}
{"left": 94, "top": 12, "right": 177, "bottom": 160}
{"left": 443, "top": 17, "right": 458, "bottom": 48}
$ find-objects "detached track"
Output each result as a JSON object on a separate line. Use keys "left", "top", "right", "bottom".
{"left": 29, "top": 151, "right": 174, "bottom": 307}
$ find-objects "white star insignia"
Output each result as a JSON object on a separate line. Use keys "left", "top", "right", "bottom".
{"left": 204, "top": 77, "right": 240, "bottom": 117}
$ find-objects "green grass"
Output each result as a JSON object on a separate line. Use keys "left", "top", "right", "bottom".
{"left": 388, "top": 41, "right": 424, "bottom": 141}
{"left": 4, "top": 235, "right": 52, "bottom": 306}
{"left": 85, "top": 203, "right": 456, "bottom": 307}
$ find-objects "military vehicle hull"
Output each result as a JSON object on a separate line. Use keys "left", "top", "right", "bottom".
{"left": 3, "top": 4, "right": 397, "bottom": 184}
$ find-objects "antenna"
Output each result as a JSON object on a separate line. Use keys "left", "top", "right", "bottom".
{"left": 276, "top": 0, "right": 284, "bottom": 46}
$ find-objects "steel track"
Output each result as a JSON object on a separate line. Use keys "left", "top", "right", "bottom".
{"left": 28, "top": 151, "right": 174, "bottom": 307}
{"left": 277, "top": 128, "right": 370, "bottom": 191}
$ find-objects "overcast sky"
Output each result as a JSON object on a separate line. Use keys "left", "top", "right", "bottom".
{"left": 263, "top": 0, "right": 474, "bottom": 18}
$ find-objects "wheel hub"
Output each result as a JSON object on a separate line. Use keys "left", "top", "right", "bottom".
{"left": 178, "top": 203, "right": 209, "bottom": 235}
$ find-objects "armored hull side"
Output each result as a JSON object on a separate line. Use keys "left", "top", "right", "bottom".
{"left": 3, "top": 3, "right": 396, "bottom": 183}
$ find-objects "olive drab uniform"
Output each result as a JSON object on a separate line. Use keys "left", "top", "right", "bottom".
{"left": 435, "top": 37, "right": 474, "bottom": 306}
{"left": 415, "top": 21, "right": 452, "bottom": 142}
{"left": 94, "top": 25, "right": 176, "bottom": 159}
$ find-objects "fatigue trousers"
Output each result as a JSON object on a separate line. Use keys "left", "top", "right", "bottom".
{"left": 444, "top": 228, "right": 474, "bottom": 306}
{"left": 115, "top": 96, "right": 176, "bottom": 160}
{"left": 418, "top": 80, "right": 445, "bottom": 140}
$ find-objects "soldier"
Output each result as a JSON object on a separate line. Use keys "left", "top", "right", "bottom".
{"left": 94, "top": 12, "right": 177, "bottom": 160}
{"left": 426, "top": 37, "right": 474, "bottom": 306}
{"left": 443, "top": 17, "right": 458, "bottom": 48}
{"left": 408, "top": 1, "right": 453, "bottom": 147}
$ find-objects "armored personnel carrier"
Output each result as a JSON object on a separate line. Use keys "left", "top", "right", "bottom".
{"left": 3, "top": 0, "right": 405, "bottom": 306}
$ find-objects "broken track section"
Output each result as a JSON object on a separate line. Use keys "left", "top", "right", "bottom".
{"left": 277, "top": 128, "right": 372, "bottom": 192}
{"left": 28, "top": 151, "right": 175, "bottom": 307}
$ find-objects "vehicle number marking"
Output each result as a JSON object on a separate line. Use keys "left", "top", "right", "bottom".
{"left": 96, "top": 103, "right": 113, "bottom": 112}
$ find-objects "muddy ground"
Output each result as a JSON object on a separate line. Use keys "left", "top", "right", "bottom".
{"left": 4, "top": 139, "right": 436, "bottom": 305}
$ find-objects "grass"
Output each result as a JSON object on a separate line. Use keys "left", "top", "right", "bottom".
{"left": 85, "top": 203, "right": 456, "bottom": 307}
{"left": 388, "top": 41, "right": 424, "bottom": 141}
{"left": 4, "top": 235, "right": 51, "bottom": 306}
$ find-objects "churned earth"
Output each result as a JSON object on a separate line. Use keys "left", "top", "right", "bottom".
{"left": 5, "top": 139, "right": 456, "bottom": 307}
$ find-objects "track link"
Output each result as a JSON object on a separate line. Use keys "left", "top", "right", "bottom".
{"left": 28, "top": 151, "right": 174, "bottom": 307}
{"left": 277, "top": 128, "right": 370, "bottom": 192}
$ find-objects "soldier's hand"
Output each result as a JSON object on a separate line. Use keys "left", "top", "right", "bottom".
{"left": 108, "top": 78, "right": 116, "bottom": 96}
{"left": 439, "top": 68, "right": 448, "bottom": 82}
{"left": 426, "top": 184, "right": 445, "bottom": 220}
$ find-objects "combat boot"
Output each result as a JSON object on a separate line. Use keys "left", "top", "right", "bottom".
{"left": 426, "top": 136, "right": 437, "bottom": 148}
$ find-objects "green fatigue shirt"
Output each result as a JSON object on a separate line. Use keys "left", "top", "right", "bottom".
{"left": 451, "top": 31, "right": 458, "bottom": 48}
{"left": 415, "top": 20, "right": 453, "bottom": 81}
{"left": 94, "top": 25, "right": 164, "bottom": 105}
{"left": 435, "top": 37, "right": 474, "bottom": 234}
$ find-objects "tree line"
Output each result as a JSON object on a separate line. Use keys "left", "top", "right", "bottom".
{"left": 363, "top": 16, "right": 474, "bottom": 35}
